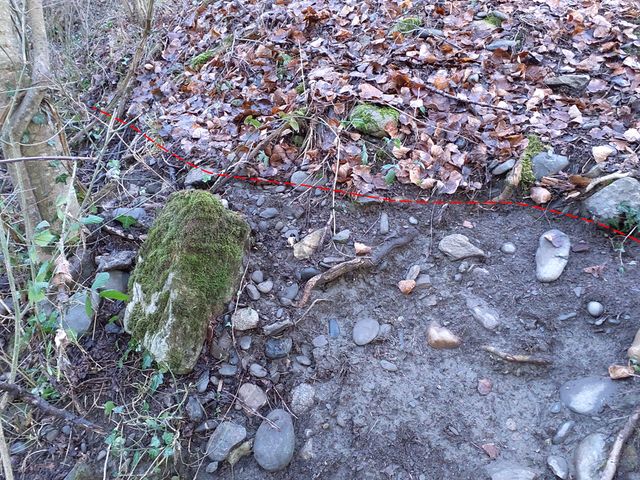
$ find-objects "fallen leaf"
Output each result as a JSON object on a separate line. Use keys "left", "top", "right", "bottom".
{"left": 481, "top": 443, "right": 499, "bottom": 459}
{"left": 477, "top": 378, "right": 492, "bottom": 396}
{"left": 583, "top": 263, "right": 606, "bottom": 278}
{"left": 592, "top": 145, "right": 616, "bottom": 163}
{"left": 608, "top": 364, "right": 635, "bottom": 380}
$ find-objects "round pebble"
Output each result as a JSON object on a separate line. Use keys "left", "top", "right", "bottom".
{"left": 352, "top": 318, "right": 380, "bottom": 346}
{"left": 500, "top": 242, "right": 516, "bottom": 254}
{"left": 587, "top": 301, "right": 604, "bottom": 317}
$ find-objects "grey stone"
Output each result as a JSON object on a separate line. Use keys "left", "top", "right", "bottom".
{"left": 232, "top": 308, "right": 259, "bottom": 331}
{"left": 560, "top": 376, "right": 617, "bottom": 415}
{"left": 328, "top": 318, "right": 341, "bottom": 338}
{"left": 574, "top": 433, "right": 607, "bottom": 480}
{"left": 532, "top": 152, "right": 570, "bottom": 179}
{"left": 492, "top": 159, "right": 515, "bottom": 175}
{"left": 352, "top": 318, "right": 380, "bottom": 346}
{"left": 206, "top": 462, "right": 219, "bottom": 473}
{"left": 332, "top": 229, "right": 351, "bottom": 243}
{"left": 184, "top": 168, "right": 213, "bottom": 187}
{"left": 415, "top": 274, "right": 431, "bottom": 288}
{"left": 206, "top": 422, "right": 247, "bottom": 461}
{"left": 587, "top": 301, "right": 604, "bottom": 317}
{"left": 409, "top": 216, "right": 418, "bottom": 225}
{"left": 238, "top": 336, "right": 252, "bottom": 350}
{"left": 218, "top": 363, "right": 237, "bottom": 376}
{"left": 257, "top": 280, "right": 273, "bottom": 293}
{"left": 312, "top": 335, "right": 328, "bottom": 348}
{"left": 282, "top": 283, "right": 299, "bottom": 300}
{"left": 60, "top": 290, "right": 99, "bottom": 335}
{"left": 379, "top": 212, "right": 390, "bottom": 234}
{"left": 300, "top": 267, "right": 321, "bottom": 281}
{"left": 196, "top": 370, "right": 210, "bottom": 392}
{"left": 250, "top": 363, "right": 268, "bottom": 378}
{"left": 536, "top": 229, "right": 570, "bottom": 282}
{"left": 486, "top": 39, "right": 517, "bottom": 51}
{"left": 552, "top": 420, "right": 575, "bottom": 444}
{"left": 259, "top": 208, "right": 279, "bottom": 219}
{"left": 583, "top": 177, "right": 640, "bottom": 223}
{"left": 547, "top": 455, "right": 569, "bottom": 479}
{"left": 296, "top": 355, "right": 312, "bottom": 366}
{"left": 290, "top": 170, "right": 325, "bottom": 192}
{"left": 406, "top": 264, "right": 421, "bottom": 281}
{"left": 254, "top": 409, "right": 295, "bottom": 472}
{"left": 251, "top": 270, "right": 264, "bottom": 283}
{"left": 486, "top": 460, "right": 537, "bottom": 480}
{"left": 438, "top": 234, "right": 486, "bottom": 260}
{"left": 102, "top": 270, "right": 129, "bottom": 293}
{"left": 466, "top": 296, "right": 500, "bottom": 330}
{"left": 185, "top": 396, "right": 204, "bottom": 422}
{"left": 500, "top": 242, "right": 516, "bottom": 254}
{"left": 112, "top": 207, "right": 147, "bottom": 224}
{"left": 380, "top": 360, "right": 398, "bottom": 371}
{"left": 96, "top": 250, "right": 136, "bottom": 272}
{"left": 417, "top": 28, "right": 445, "bottom": 38}
{"left": 291, "top": 383, "right": 316, "bottom": 414}
{"left": 545, "top": 74, "right": 591, "bottom": 90}
{"left": 238, "top": 383, "right": 267, "bottom": 413}
{"left": 245, "top": 284, "right": 260, "bottom": 300}
{"left": 265, "top": 337, "right": 293, "bottom": 359}
{"left": 263, "top": 319, "right": 293, "bottom": 336}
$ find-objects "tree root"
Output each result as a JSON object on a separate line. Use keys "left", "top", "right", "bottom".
{"left": 297, "top": 228, "right": 418, "bottom": 308}
{"left": 601, "top": 405, "right": 640, "bottom": 480}
{"left": 481, "top": 345, "right": 552, "bottom": 366}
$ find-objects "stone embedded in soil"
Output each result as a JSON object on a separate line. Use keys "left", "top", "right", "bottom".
{"left": 300, "top": 267, "right": 321, "bottom": 281}
{"left": 232, "top": 307, "right": 259, "bottom": 331}
{"left": 427, "top": 321, "right": 461, "bottom": 349}
{"left": 486, "top": 460, "right": 538, "bottom": 480}
{"left": 552, "top": 420, "right": 575, "bottom": 444}
{"left": 96, "top": 250, "right": 137, "bottom": 272}
{"left": 532, "top": 152, "right": 569, "bottom": 179}
{"left": 328, "top": 318, "right": 341, "bottom": 337}
{"left": 185, "top": 396, "right": 204, "bottom": 422}
{"left": 477, "top": 378, "right": 492, "bottom": 396}
{"left": 379, "top": 212, "right": 390, "bottom": 234}
{"left": 250, "top": 363, "right": 268, "bottom": 378}
{"left": 547, "top": 455, "right": 569, "bottom": 480}
{"left": 251, "top": 270, "right": 264, "bottom": 283}
{"left": 293, "top": 228, "right": 326, "bottom": 260}
{"left": 486, "top": 39, "right": 516, "bottom": 51}
{"left": 536, "top": 229, "right": 571, "bottom": 282}
{"left": 253, "top": 409, "right": 295, "bottom": 472}
{"left": 312, "top": 335, "right": 328, "bottom": 348}
{"left": 574, "top": 433, "right": 607, "bottom": 480}
{"left": 218, "top": 363, "right": 237, "bottom": 376}
{"left": 259, "top": 207, "right": 279, "bottom": 219}
{"left": 466, "top": 296, "right": 500, "bottom": 330}
{"left": 352, "top": 318, "right": 380, "bottom": 346}
{"left": 492, "top": 159, "right": 515, "bottom": 175}
{"left": 238, "top": 383, "right": 267, "bottom": 413}
{"left": 265, "top": 337, "right": 293, "bottom": 359}
{"left": 560, "top": 376, "right": 617, "bottom": 415}
{"left": 379, "top": 360, "right": 398, "bottom": 371}
{"left": 500, "top": 242, "right": 516, "bottom": 254}
{"left": 196, "top": 370, "right": 210, "bottom": 392}
{"left": 60, "top": 290, "right": 99, "bottom": 335}
{"left": 398, "top": 279, "right": 416, "bottom": 294}
{"left": 405, "top": 264, "right": 421, "bottom": 280}
{"left": 206, "top": 422, "right": 247, "bottom": 462}
{"left": 281, "top": 283, "right": 299, "bottom": 300}
{"left": 263, "top": 319, "right": 293, "bottom": 336}
{"left": 332, "top": 229, "right": 351, "bottom": 243}
{"left": 291, "top": 383, "right": 316, "bottom": 414}
{"left": 583, "top": 177, "right": 640, "bottom": 224}
{"left": 245, "top": 284, "right": 260, "bottom": 300}
{"left": 239, "top": 335, "right": 252, "bottom": 350}
{"left": 257, "top": 280, "right": 273, "bottom": 293}
{"left": 587, "top": 301, "right": 604, "bottom": 317}
{"left": 545, "top": 74, "right": 590, "bottom": 90}
{"left": 438, "top": 234, "right": 486, "bottom": 260}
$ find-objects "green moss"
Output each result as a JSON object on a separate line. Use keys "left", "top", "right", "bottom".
{"left": 349, "top": 104, "right": 399, "bottom": 138}
{"left": 613, "top": 202, "right": 640, "bottom": 233}
{"left": 484, "top": 13, "right": 503, "bottom": 27}
{"left": 127, "top": 190, "right": 249, "bottom": 372}
{"left": 393, "top": 17, "right": 423, "bottom": 34}
{"left": 190, "top": 50, "right": 215, "bottom": 69}
{"left": 521, "top": 134, "right": 546, "bottom": 188}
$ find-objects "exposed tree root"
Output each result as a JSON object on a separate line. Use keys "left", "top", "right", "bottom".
{"left": 297, "top": 228, "right": 418, "bottom": 308}
{"left": 481, "top": 345, "right": 552, "bottom": 366}
{"left": 601, "top": 405, "right": 640, "bottom": 480}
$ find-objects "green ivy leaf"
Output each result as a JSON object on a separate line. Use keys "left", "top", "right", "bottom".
{"left": 162, "top": 432, "right": 174, "bottom": 445}
{"left": 289, "top": 117, "right": 300, "bottom": 133}
{"left": 361, "top": 144, "right": 369, "bottom": 165}
{"left": 104, "top": 400, "right": 116, "bottom": 415}
{"left": 80, "top": 215, "right": 104, "bottom": 225}
{"left": 115, "top": 215, "right": 137, "bottom": 229}
{"left": 384, "top": 168, "right": 397, "bottom": 185}
{"left": 33, "top": 229, "right": 56, "bottom": 247}
{"left": 28, "top": 281, "right": 48, "bottom": 303}
{"left": 91, "top": 272, "right": 110, "bottom": 290}
{"left": 85, "top": 293, "right": 94, "bottom": 318}
{"left": 149, "top": 371, "right": 164, "bottom": 392}
{"left": 99, "top": 289, "right": 129, "bottom": 301}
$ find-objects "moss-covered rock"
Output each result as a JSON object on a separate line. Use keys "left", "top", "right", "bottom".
{"left": 123, "top": 190, "right": 249, "bottom": 374}
{"left": 349, "top": 104, "right": 399, "bottom": 138}
{"left": 521, "top": 135, "right": 546, "bottom": 188}
{"left": 392, "top": 17, "right": 423, "bottom": 34}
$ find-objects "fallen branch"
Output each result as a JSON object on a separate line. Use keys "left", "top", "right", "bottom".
{"left": 481, "top": 345, "right": 552, "bottom": 366}
{"left": 422, "top": 83, "right": 513, "bottom": 112}
{"left": 585, "top": 171, "right": 630, "bottom": 193}
{"left": 0, "top": 382, "right": 107, "bottom": 434}
{"left": 297, "top": 228, "right": 418, "bottom": 307}
{"left": 0, "top": 156, "right": 95, "bottom": 165}
{"left": 600, "top": 405, "right": 640, "bottom": 480}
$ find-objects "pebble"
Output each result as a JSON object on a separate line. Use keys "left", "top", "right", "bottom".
{"left": 246, "top": 284, "right": 260, "bottom": 301}
{"left": 380, "top": 213, "right": 390, "bottom": 234}
{"left": 415, "top": 274, "right": 431, "bottom": 288}
{"left": 291, "top": 383, "right": 316, "bottom": 414}
{"left": 587, "top": 301, "right": 604, "bottom": 317}
{"left": 500, "top": 242, "right": 516, "bottom": 254}
{"left": 427, "top": 321, "right": 461, "bottom": 349}
{"left": 238, "top": 383, "right": 267, "bottom": 413}
{"left": 265, "top": 337, "right": 293, "bottom": 359}
{"left": 557, "top": 312, "right": 577, "bottom": 321}
{"left": 380, "top": 360, "right": 398, "bottom": 372}
{"left": 296, "top": 355, "right": 312, "bottom": 366}
{"left": 492, "top": 159, "right": 515, "bottom": 175}
{"left": 312, "top": 335, "right": 328, "bottom": 348}
{"left": 328, "top": 318, "right": 341, "bottom": 338}
{"left": 406, "top": 265, "right": 421, "bottom": 281}
{"left": 552, "top": 420, "right": 575, "bottom": 444}
{"left": 218, "top": 364, "right": 237, "bottom": 376}
{"left": 332, "top": 229, "right": 351, "bottom": 243}
{"left": 185, "top": 396, "right": 204, "bottom": 422}
{"left": 547, "top": 455, "right": 569, "bottom": 480}
{"left": 232, "top": 308, "right": 259, "bottom": 331}
{"left": 257, "top": 280, "right": 273, "bottom": 293}
{"left": 545, "top": 74, "right": 591, "bottom": 90}
{"left": 206, "top": 462, "right": 219, "bottom": 473}
{"left": 263, "top": 319, "right": 293, "bottom": 336}
{"left": 238, "top": 336, "right": 252, "bottom": 350}
{"left": 438, "top": 234, "right": 486, "bottom": 260}
{"left": 253, "top": 409, "right": 295, "bottom": 472}
{"left": 377, "top": 324, "right": 392, "bottom": 339}
{"left": 206, "top": 422, "right": 247, "bottom": 461}
{"left": 96, "top": 250, "right": 137, "bottom": 272}
{"left": 290, "top": 170, "right": 314, "bottom": 191}
{"left": 259, "top": 208, "right": 279, "bottom": 219}
{"left": 549, "top": 402, "right": 562, "bottom": 414}
{"left": 466, "top": 296, "right": 500, "bottom": 330}
{"left": 560, "top": 376, "right": 617, "bottom": 415}
{"left": 408, "top": 216, "right": 418, "bottom": 225}
{"left": 250, "top": 363, "right": 268, "bottom": 378}
{"left": 486, "top": 39, "right": 517, "bottom": 51}
{"left": 486, "top": 460, "right": 537, "bottom": 480}
{"left": 251, "top": 270, "right": 264, "bottom": 283}
{"left": 282, "top": 283, "right": 299, "bottom": 300}
{"left": 536, "top": 229, "right": 570, "bottom": 282}
{"left": 300, "top": 267, "right": 321, "bottom": 281}
{"left": 352, "top": 318, "right": 380, "bottom": 346}
{"left": 574, "top": 433, "right": 607, "bottom": 480}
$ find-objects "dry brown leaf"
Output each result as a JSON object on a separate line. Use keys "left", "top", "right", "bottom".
{"left": 608, "top": 364, "right": 635, "bottom": 380}
{"left": 477, "top": 378, "right": 492, "bottom": 396}
{"left": 359, "top": 83, "right": 383, "bottom": 100}
{"left": 592, "top": 145, "right": 616, "bottom": 163}
{"left": 481, "top": 443, "right": 499, "bottom": 460}
{"left": 583, "top": 263, "right": 606, "bottom": 278}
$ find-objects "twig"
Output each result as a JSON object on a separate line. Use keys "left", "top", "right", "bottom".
{"left": 496, "top": 155, "right": 524, "bottom": 201}
{"left": 297, "top": 228, "right": 418, "bottom": 307}
{"left": 421, "top": 83, "right": 513, "bottom": 112}
{"left": 0, "top": 382, "right": 107, "bottom": 434}
{"left": 601, "top": 405, "right": 640, "bottom": 480}
{"left": 481, "top": 345, "right": 552, "bottom": 366}
{"left": 585, "top": 171, "right": 630, "bottom": 193}
{"left": 0, "top": 155, "right": 95, "bottom": 164}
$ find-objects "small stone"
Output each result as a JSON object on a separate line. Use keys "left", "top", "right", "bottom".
{"left": 415, "top": 274, "right": 431, "bottom": 288}
{"left": 545, "top": 74, "right": 591, "bottom": 90}
{"left": 291, "top": 383, "right": 316, "bottom": 414}
{"left": 60, "top": 291, "right": 99, "bottom": 335}
{"left": 560, "top": 376, "right": 617, "bottom": 415}
{"left": 206, "top": 462, "right": 219, "bottom": 473}
{"left": 265, "top": 337, "right": 293, "bottom": 359}
{"left": 254, "top": 409, "right": 295, "bottom": 472}
{"left": 312, "top": 335, "right": 328, "bottom": 348}
{"left": 332, "top": 229, "right": 351, "bottom": 243}
{"left": 549, "top": 402, "right": 562, "bottom": 414}
{"left": 574, "top": 433, "right": 607, "bottom": 480}
{"left": 536, "top": 229, "right": 570, "bottom": 282}
{"left": 185, "top": 396, "right": 204, "bottom": 422}
{"left": 379, "top": 213, "right": 390, "bottom": 234}
{"left": 486, "top": 460, "right": 537, "bottom": 480}
{"left": 259, "top": 208, "right": 279, "bottom": 219}
{"left": 592, "top": 145, "right": 616, "bottom": 163}
{"left": 328, "top": 318, "right": 341, "bottom": 338}
{"left": 232, "top": 308, "right": 259, "bottom": 331}
{"left": 532, "top": 152, "right": 570, "bottom": 179}
{"left": 250, "top": 363, "right": 268, "bottom": 378}
{"left": 492, "top": 159, "right": 515, "bottom": 175}
{"left": 584, "top": 177, "right": 640, "bottom": 223}
{"left": 398, "top": 279, "right": 416, "bottom": 294}
{"left": 96, "top": 250, "right": 137, "bottom": 272}
{"left": 257, "top": 280, "right": 273, "bottom": 293}
{"left": 438, "top": 234, "right": 486, "bottom": 260}
{"left": 408, "top": 216, "right": 418, "bottom": 225}
{"left": 405, "top": 265, "right": 421, "bottom": 281}
{"left": 379, "top": 360, "right": 398, "bottom": 371}
{"left": 587, "top": 301, "right": 604, "bottom": 317}
{"left": 293, "top": 228, "right": 325, "bottom": 260}
{"left": 300, "top": 267, "right": 321, "bottom": 281}
{"left": 196, "top": 371, "right": 210, "bottom": 393}
{"left": 552, "top": 420, "right": 575, "bottom": 445}
{"left": 300, "top": 438, "right": 314, "bottom": 460}
{"left": 500, "top": 242, "right": 516, "bottom": 254}
{"left": 251, "top": 270, "right": 264, "bottom": 283}
{"left": 296, "top": 355, "right": 312, "bottom": 366}
{"left": 263, "top": 319, "right": 294, "bottom": 336}
{"left": 352, "top": 318, "right": 380, "bottom": 346}
{"left": 466, "top": 296, "right": 500, "bottom": 330}
{"left": 477, "top": 378, "right": 492, "bottom": 396}
{"left": 238, "top": 383, "right": 267, "bottom": 413}
{"left": 427, "top": 321, "right": 461, "bottom": 349}
{"left": 218, "top": 364, "right": 237, "bottom": 376}
{"left": 547, "top": 455, "right": 569, "bottom": 480}
{"left": 282, "top": 283, "right": 299, "bottom": 300}
{"left": 486, "top": 39, "right": 517, "bottom": 51}
{"left": 206, "top": 422, "right": 247, "bottom": 461}
{"left": 245, "top": 284, "right": 260, "bottom": 300}
{"left": 238, "top": 336, "right": 252, "bottom": 350}
{"left": 531, "top": 186, "right": 552, "bottom": 204}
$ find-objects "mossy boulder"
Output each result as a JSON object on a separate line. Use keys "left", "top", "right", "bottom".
{"left": 349, "top": 104, "right": 399, "bottom": 138}
{"left": 123, "top": 190, "right": 249, "bottom": 374}
{"left": 392, "top": 17, "right": 423, "bottom": 34}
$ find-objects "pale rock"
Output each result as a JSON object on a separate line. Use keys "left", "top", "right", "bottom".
{"left": 535, "top": 229, "right": 570, "bottom": 282}
{"left": 293, "top": 228, "right": 326, "bottom": 260}
{"left": 427, "top": 321, "right": 461, "bottom": 349}
{"left": 232, "top": 308, "right": 259, "bottom": 331}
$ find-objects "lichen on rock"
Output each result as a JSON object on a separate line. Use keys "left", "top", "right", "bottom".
{"left": 124, "top": 190, "right": 249, "bottom": 373}
{"left": 392, "top": 17, "right": 423, "bottom": 34}
{"left": 349, "top": 104, "right": 399, "bottom": 138}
